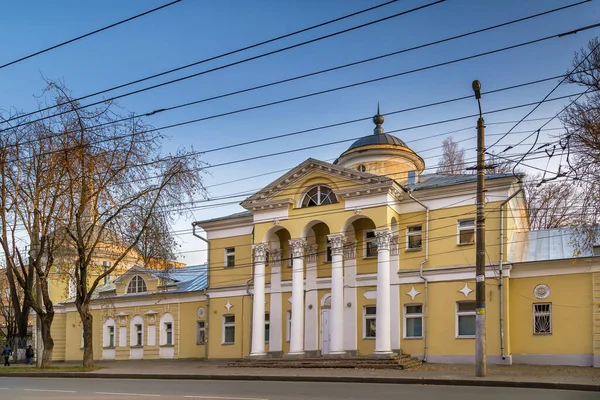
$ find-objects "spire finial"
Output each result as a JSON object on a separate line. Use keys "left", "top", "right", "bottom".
{"left": 373, "top": 103, "right": 384, "bottom": 135}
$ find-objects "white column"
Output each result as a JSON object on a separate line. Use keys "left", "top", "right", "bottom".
{"left": 390, "top": 235, "right": 401, "bottom": 352}
{"left": 374, "top": 229, "right": 392, "bottom": 355}
{"left": 288, "top": 238, "right": 307, "bottom": 355}
{"left": 269, "top": 249, "right": 283, "bottom": 355}
{"left": 328, "top": 233, "right": 346, "bottom": 355}
{"left": 250, "top": 242, "right": 269, "bottom": 357}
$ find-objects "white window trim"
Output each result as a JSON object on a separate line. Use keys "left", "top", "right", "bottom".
{"left": 108, "top": 326, "right": 115, "bottom": 348}
{"left": 197, "top": 320, "right": 206, "bottom": 345}
{"left": 165, "top": 322, "right": 173, "bottom": 345}
{"left": 286, "top": 311, "right": 292, "bottom": 342}
{"left": 406, "top": 225, "right": 423, "bottom": 251}
{"left": 222, "top": 315, "right": 235, "bottom": 344}
{"left": 403, "top": 304, "right": 423, "bottom": 339}
{"left": 224, "top": 247, "right": 235, "bottom": 268}
{"left": 135, "top": 324, "right": 143, "bottom": 346}
{"left": 299, "top": 185, "right": 338, "bottom": 208}
{"left": 455, "top": 301, "right": 476, "bottom": 338}
{"left": 363, "top": 306, "right": 376, "bottom": 340}
{"left": 457, "top": 219, "right": 476, "bottom": 245}
{"left": 363, "top": 229, "right": 377, "bottom": 258}
{"left": 126, "top": 275, "right": 147, "bottom": 294}
{"left": 533, "top": 303, "right": 552, "bottom": 335}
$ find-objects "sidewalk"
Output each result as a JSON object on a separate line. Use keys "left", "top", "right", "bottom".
{"left": 1, "top": 360, "right": 598, "bottom": 392}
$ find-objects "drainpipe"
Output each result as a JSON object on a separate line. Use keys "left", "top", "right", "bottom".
{"left": 407, "top": 190, "right": 429, "bottom": 363}
{"left": 499, "top": 187, "right": 523, "bottom": 361}
{"left": 193, "top": 223, "right": 210, "bottom": 360}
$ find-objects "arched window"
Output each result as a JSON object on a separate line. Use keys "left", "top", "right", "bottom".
{"left": 301, "top": 185, "right": 338, "bottom": 207}
{"left": 127, "top": 276, "right": 147, "bottom": 294}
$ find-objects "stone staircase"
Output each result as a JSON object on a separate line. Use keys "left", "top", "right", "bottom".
{"left": 228, "top": 354, "right": 422, "bottom": 370}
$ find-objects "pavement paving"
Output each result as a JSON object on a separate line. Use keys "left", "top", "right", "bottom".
{"left": 0, "top": 360, "right": 598, "bottom": 392}
{"left": 0, "top": 377, "right": 597, "bottom": 400}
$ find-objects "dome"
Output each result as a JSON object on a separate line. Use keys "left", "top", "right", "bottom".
{"left": 347, "top": 133, "right": 407, "bottom": 151}
{"left": 334, "top": 106, "right": 425, "bottom": 181}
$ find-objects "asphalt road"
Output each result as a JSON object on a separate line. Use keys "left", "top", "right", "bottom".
{"left": 0, "top": 378, "right": 595, "bottom": 399}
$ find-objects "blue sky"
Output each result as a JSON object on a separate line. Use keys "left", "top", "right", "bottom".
{"left": 1, "top": 0, "right": 598, "bottom": 265}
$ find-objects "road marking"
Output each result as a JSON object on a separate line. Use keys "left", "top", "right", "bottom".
{"left": 96, "top": 392, "right": 161, "bottom": 397}
{"left": 24, "top": 389, "right": 77, "bottom": 393}
{"left": 184, "top": 396, "right": 268, "bottom": 400}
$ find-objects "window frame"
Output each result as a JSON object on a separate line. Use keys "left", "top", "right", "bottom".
{"left": 300, "top": 185, "right": 338, "bottom": 208}
{"left": 533, "top": 303, "right": 552, "bottom": 335}
{"left": 404, "top": 304, "right": 423, "bottom": 339}
{"left": 457, "top": 219, "right": 476, "bottom": 245}
{"left": 135, "top": 323, "right": 143, "bottom": 346}
{"left": 165, "top": 322, "right": 173, "bottom": 345}
{"left": 196, "top": 321, "right": 206, "bottom": 345}
{"left": 108, "top": 326, "right": 115, "bottom": 348}
{"left": 456, "top": 301, "right": 476, "bottom": 338}
{"left": 364, "top": 230, "right": 378, "bottom": 258}
{"left": 224, "top": 247, "right": 235, "bottom": 268}
{"left": 363, "top": 306, "right": 377, "bottom": 339}
{"left": 222, "top": 315, "right": 235, "bottom": 345}
{"left": 406, "top": 225, "right": 423, "bottom": 251}
{"left": 126, "top": 275, "right": 148, "bottom": 294}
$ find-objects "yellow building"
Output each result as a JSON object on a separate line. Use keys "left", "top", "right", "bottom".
{"left": 51, "top": 110, "right": 600, "bottom": 367}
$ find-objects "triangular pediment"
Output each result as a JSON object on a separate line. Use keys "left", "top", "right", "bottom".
{"left": 241, "top": 158, "right": 396, "bottom": 210}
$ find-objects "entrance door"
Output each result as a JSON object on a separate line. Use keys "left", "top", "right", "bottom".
{"left": 321, "top": 309, "right": 330, "bottom": 355}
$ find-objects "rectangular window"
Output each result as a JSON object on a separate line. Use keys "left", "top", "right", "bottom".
{"left": 224, "top": 247, "right": 235, "bottom": 268}
{"left": 265, "top": 313, "right": 270, "bottom": 343}
{"left": 458, "top": 219, "right": 475, "bottom": 245}
{"left": 135, "top": 324, "right": 143, "bottom": 346}
{"left": 197, "top": 321, "right": 206, "bottom": 344}
{"left": 223, "top": 315, "right": 235, "bottom": 344}
{"left": 165, "top": 322, "right": 173, "bottom": 345}
{"left": 365, "top": 230, "right": 378, "bottom": 258}
{"left": 286, "top": 311, "right": 292, "bottom": 342}
{"left": 325, "top": 237, "right": 332, "bottom": 263}
{"left": 404, "top": 304, "right": 423, "bottom": 338}
{"left": 456, "top": 301, "right": 476, "bottom": 337}
{"left": 533, "top": 303, "right": 552, "bottom": 335}
{"left": 593, "top": 245, "right": 600, "bottom": 257}
{"left": 406, "top": 225, "right": 423, "bottom": 250}
{"left": 108, "top": 326, "right": 115, "bottom": 348}
{"left": 364, "top": 306, "right": 376, "bottom": 339}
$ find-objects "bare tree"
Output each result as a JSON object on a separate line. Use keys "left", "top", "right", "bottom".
{"left": 486, "top": 150, "right": 514, "bottom": 174}
{"left": 561, "top": 37, "right": 600, "bottom": 250}
{"left": 0, "top": 110, "right": 73, "bottom": 367}
{"left": 42, "top": 83, "right": 207, "bottom": 368}
{"left": 437, "top": 137, "right": 466, "bottom": 174}
{"left": 128, "top": 207, "right": 179, "bottom": 271}
{"left": 0, "top": 271, "right": 20, "bottom": 347}
{"left": 524, "top": 175, "right": 578, "bottom": 230}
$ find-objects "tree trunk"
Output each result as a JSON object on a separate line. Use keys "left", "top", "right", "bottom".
{"left": 79, "top": 308, "right": 94, "bottom": 368}
{"left": 39, "top": 313, "right": 55, "bottom": 368}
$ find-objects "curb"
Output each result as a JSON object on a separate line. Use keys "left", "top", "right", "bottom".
{"left": 0, "top": 372, "right": 598, "bottom": 392}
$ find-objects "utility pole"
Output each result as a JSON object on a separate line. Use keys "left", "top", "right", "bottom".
{"left": 472, "top": 80, "right": 486, "bottom": 377}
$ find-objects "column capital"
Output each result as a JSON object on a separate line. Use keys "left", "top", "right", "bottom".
{"left": 252, "top": 242, "right": 269, "bottom": 264}
{"left": 306, "top": 244, "right": 319, "bottom": 264}
{"left": 289, "top": 238, "right": 307, "bottom": 259}
{"left": 344, "top": 241, "right": 357, "bottom": 259}
{"left": 327, "top": 233, "right": 347, "bottom": 256}
{"left": 375, "top": 228, "right": 392, "bottom": 251}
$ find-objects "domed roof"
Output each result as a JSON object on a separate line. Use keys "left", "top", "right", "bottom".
{"left": 344, "top": 105, "right": 408, "bottom": 152}
{"left": 347, "top": 132, "right": 407, "bottom": 150}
